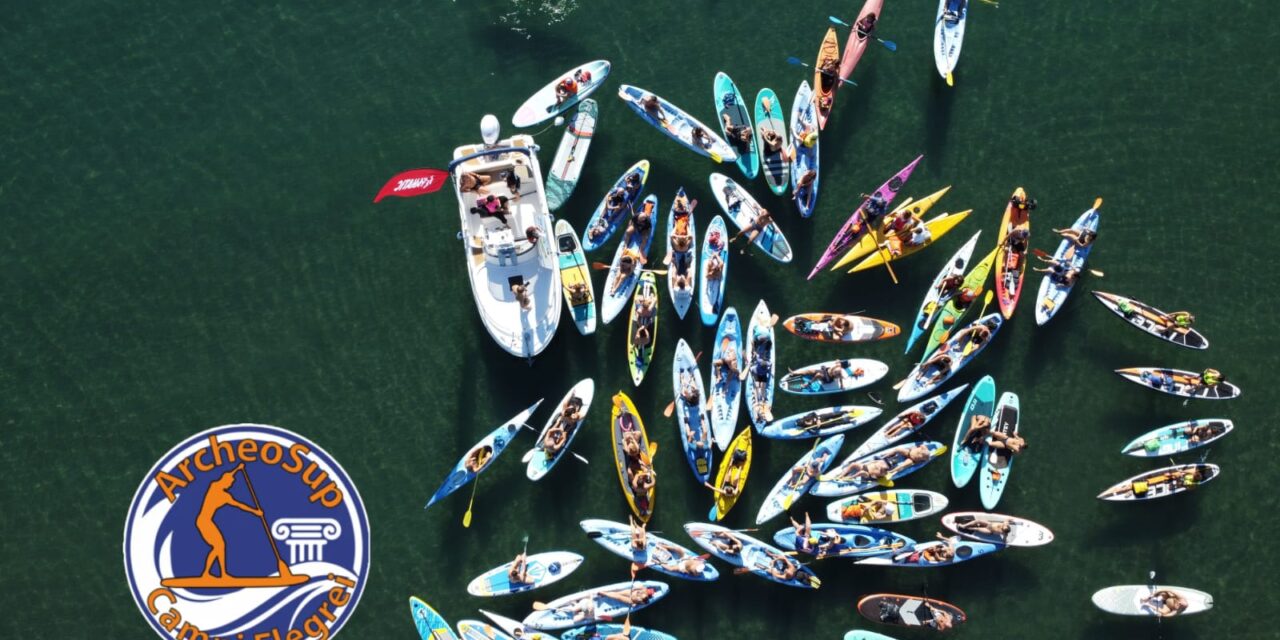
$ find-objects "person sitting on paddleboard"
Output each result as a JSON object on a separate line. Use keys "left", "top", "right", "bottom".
{"left": 634, "top": 286, "right": 657, "bottom": 322}
{"left": 632, "top": 322, "right": 652, "bottom": 351}
{"left": 640, "top": 94, "right": 667, "bottom": 123}
{"left": 621, "top": 204, "right": 653, "bottom": 249}
{"left": 961, "top": 414, "right": 993, "bottom": 449}
{"left": 1143, "top": 590, "right": 1190, "bottom": 617}
{"left": 628, "top": 515, "right": 648, "bottom": 552}
{"left": 760, "top": 126, "right": 784, "bottom": 156}
{"left": 957, "top": 517, "right": 1012, "bottom": 540}
{"left": 923, "top": 601, "right": 956, "bottom": 631}
{"left": 842, "top": 497, "right": 893, "bottom": 522}
{"left": 720, "top": 112, "right": 754, "bottom": 149}
{"left": 542, "top": 422, "right": 567, "bottom": 457}
{"left": 986, "top": 430, "right": 1029, "bottom": 455}
{"left": 611, "top": 247, "right": 647, "bottom": 294}
{"left": 733, "top": 207, "right": 775, "bottom": 254}
{"left": 554, "top": 71, "right": 582, "bottom": 106}
{"left": 884, "top": 409, "right": 929, "bottom": 439}
{"left": 690, "top": 126, "right": 714, "bottom": 150}
{"left": 508, "top": 551, "right": 531, "bottom": 584}
{"left": 793, "top": 169, "right": 817, "bottom": 202}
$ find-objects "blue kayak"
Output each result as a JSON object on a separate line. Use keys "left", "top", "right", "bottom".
{"left": 425, "top": 399, "right": 541, "bottom": 508}
{"left": 582, "top": 160, "right": 650, "bottom": 252}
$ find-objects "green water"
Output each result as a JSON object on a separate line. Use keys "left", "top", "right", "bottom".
{"left": 3, "top": 0, "right": 1279, "bottom": 638}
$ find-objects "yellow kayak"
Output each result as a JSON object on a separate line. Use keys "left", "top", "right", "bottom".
{"left": 831, "top": 185, "right": 952, "bottom": 270}
{"left": 611, "top": 392, "right": 657, "bottom": 522}
{"left": 848, "top": 210, "right": 972, "bottom": 273}
{"left": 707, "top": 427, "right": 752, "bottom": 521}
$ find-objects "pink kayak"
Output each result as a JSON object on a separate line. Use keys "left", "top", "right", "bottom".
{"left": 808, "top": 154, "right": 923, "bottom": 279}
{"left": 839, "top": 0, "right": 885, "bottom": 80}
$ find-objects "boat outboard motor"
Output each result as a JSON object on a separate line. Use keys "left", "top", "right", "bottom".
{"left": 480, "top": 114, "right": 500, "bottom": 147}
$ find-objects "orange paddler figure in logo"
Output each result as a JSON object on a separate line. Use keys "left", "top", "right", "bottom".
{"left": 161, "top": 463, "right": 308, "bottom": 588}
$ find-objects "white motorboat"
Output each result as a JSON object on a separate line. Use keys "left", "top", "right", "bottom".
{"left": 449, "top": 116, "right": 561, "bottom": 359}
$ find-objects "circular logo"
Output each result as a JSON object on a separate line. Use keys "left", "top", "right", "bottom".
{"left": 123, "top": 424, "right": 370, "bottom": 640}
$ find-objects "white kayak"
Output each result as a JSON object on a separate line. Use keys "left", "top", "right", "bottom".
{"left": 709, "top": 173, "right": 793, "bottom": 263}
{"left": 779, "top": 358, "right": 889, "bottom": 395}
{"left": 755, "top": 434, "right": 844, "bottom": 524}
{"left": 933, "top": 0, "right": 967, "bottom": 85}
{"left": 1092, "top": 584, "right": 1214, "bottom": 617}
{"left": 524, "top": 378, "right": 595, "bottom": 481}
{"left": 849, "top": 384, "right": 968, "bottom": 459}
{"left": 672, "top": 338, "right": 714, "bottom": 484}
{"left": 665, "top": 188, "right": 697, "bottom": 319}
{"left": 513, "top": 60, "right": 611, "bottom": 128}
{"left": 521, "top": 581, "right": 670, "bottom": 630}
{"left": 580, "top": 518, "right": 720, "bottom": 581}
{"left": 813, "top": 441, "right": 947, "bottom": 498}
{"left": 1121, "top": 419, "right": 1233, "bottom": 457}
{"left": 941, "top": 512, "right": 1054, "bottom": 547}
{"left": 744, "top": 299, "right": 776, "bottom": 430}
{"left": 759, "top": 405, "right": 882, "bottom": 440}
{"left": 618, "top": 84, "right": 737, "bottom": 163}
{"left": 698, "top": 215, "right": 730, "bottom": 326}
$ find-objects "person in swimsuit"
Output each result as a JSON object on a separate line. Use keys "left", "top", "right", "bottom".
{"left": 610, "top": 247, "right": 647, "bottom": 294}
{"left": 459, "top": 171, "right": 492, "bottom": 195}
{"left": 1053, "top": 225, "right": 1096, "bottom": 248}
{"left": 766, "top": 552, "right": 799, "bottom": 581}
{"left": 465, "top": 445, "right": 494, "bottom": 473}
{"left": 708, "top": 531, "right": 742, "bottom": 556}
{"left": 629, "top": 515, "right": 648, "bottom": 552}
{"left": 732, "top": 207, "right": 775, "bottom": 253}
{"left": 508, "top": 552, "right": 531, "bottom": 584}
{"left": 957, "top": 517, "right": 1012, "bottom": 540}
{"left": 917, "top": 350, "right": 954, "bottom": 385}
{"left": 923, "top": 601, "right": 956, "bottom": 631}
{"left": 706, "top": 446, "right": 749, "bottom": 498}
{"left": 793, "top": 170, "right": 817, "bottom": 203}
{"left": 641, "top": 94, "right": 666, "bottom": 123}
{"left": 599, "top": 585, "right": 657, "bottom": 607}
{"left": 760, "top": 126, "right": 784, "bottom": 156}
{"left": 961, "top": 414, "right": 993, "bottom": 449}
{"left": 1143, "top": 590, "right": 1189, "bottom": 617}
{"left": 1034, "top": 254, "right": 1081, "bottom": 286}
{"left": 841, "top": 496, "right": 893, "bottom": 522}
{"left": 884, "top": 409, "right": 929, "bottom": 439}
{"left": 986, "top": 429, "right": 1028, "bottom": 455}
{"left": 511, "top": 282, "right": 532, "bottom": 311}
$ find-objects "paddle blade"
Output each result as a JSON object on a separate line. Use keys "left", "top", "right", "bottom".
{"left": 882, "top": 39, "right": 898, "bottom": 52}
{"left": 663, "top": 400, "right": 677, "bottom": 418}
{"left": 786, "top": 56, "right": 805, "bottom": 66}
{"left": 946, "top": 73, "right": 955, "bottom": 87}
{"left": 828, "top": 15, "right": 851, "bottom": 27}
{"left": 462, "top": 509, "right": 473, "bottom": 528}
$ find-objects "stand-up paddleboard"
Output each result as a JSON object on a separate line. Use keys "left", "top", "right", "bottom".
{"left": 563, "top": 625, "right": 677, "bottom": 640}
{"left": 857, "top": 594, "right": 966, "bottom": 630}
{"left": 555, "top": 220, "right": 596, "bottom": 335}
{"left": 512, "top": 60, "right": 611, "bottom": 128}
{"left": 1092, "top": 584, "right": 1214, "bottom": 617}
{"left": 810, "top": 155, "right": 923, "bottom": 279}
{"left": 760, "top": 405, "right": 881, "bottom": 440}
{"left": 466, "top": 551, "right": 585, "bottom": 597}
{"left": 618, "top": 84, "right": 737, "bottom": 163}
{"left": 546, "top": 99, "right": 598, "bottom": 211}
{"left": 672, "top": 338, "right": 713, "bottom": 483}
{"left": 525, "top": 378, "right": 595, "bottom": 481}
{"left": 1121, "top": 419, "right": 1233, "bottom": 457}
{"left": 521, "top": 581, "right": 670, "bottom": 630}
{"left": 582, "top": 160, "right": 650, "bottom": 252}
{"left": 755, "top": 88, "right": 790, "bottom": 195}
{"left": 1093, "top": 291, "right": 1208, "bottom": 349}
{"left": 580, "top": 518, "right": 720, "bottom": 581}
{"left": 699, "top": 216, "right": 730, "bottom": 326}
{"left": 905, "top": 231, "right": 981, "bottom": 355}
{"left": 826, "top": 489, "right": 949, "bottom": 525}
{"left": 994, "top": 187, "right": 1032, "bottom": 319}
{"left": 710, "top": 173, "right": 793, "bottom": 263}
{"left": 1115, "top": 367, "right": 1240, "bottom": 400}
{"left": 952, "top": 375, "right": 995, "bottom": 488}
{"left": 789, "top": 81, "right": 820, "bottom": 217}
{"left": 708, "top": 427, "right": 752, "bottom": 521}
{"left": 744, "top": 300, "right": 776, "bottom": 430}
{"left": 426, "top": 399, "right": 542, "bottom": 508}
{"left": 813, "top": 441, "right": 946, "bottom": 498}
{"left": 851, "top": 384, "right": 968, "bottom": 459}
{"left": 923, "top": 245, "right": 997, "bottom": 358}
{"left": 843, "top": 631, "right": 899, "bottom": 640}
{"left": 602, "top": 195, "right": 659, "bottom": 325}
{"left": 612, "top": 392, "right": 657, "bottom": 521}
{"left": 755, "top": 434, "right": 844, "bottom": 524}
{"left": 665, "top": 188, "right": 697, "bottom": 319}
{"left": 783, "top": 313, "right": 900, "bottom": 343}
{"left": 709, "top": 307, "right": 743, "bottom": 449}
{"left": 979, "top": 391, "right": 1020, "bottom": 510}
{"left": 942, "top": 512, "right": 1054, "bottom": 547}
{"left": 714, "top": 71, "right": 759, "bottom": 179}
{"left": 780, "top": 358, "right": 889, "bottom": 395}
{"left": 897, "top": 313, "right": 1002, "bottom": 403}
{"left": 933, "top": 0, "right": 968, "bottom": 85}
{"left": 773, "top": 522, "right": 913, "bottom": 559}
{"left": 1035, "top": 198, "right": 1101, "bottom": 325}
{"left": 411, "top": 597, "right": 459, "bottom": 640}
{"left": 627, "top": 272, "right": 660, "bottom": 386}
{"left": 1097, "top": 463, "right": 1221, "bottom": 501}
{"left": 814, "top": 27, "right": 841, "bottom": 129}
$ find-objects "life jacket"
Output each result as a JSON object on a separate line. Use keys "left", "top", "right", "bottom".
{"left": 1201, "top": 368, "right": 1221, "bottom": 385}
{"left": 1174, "top": 313, "right": 1193, "bottom": 328}
{"left": 674, "top": 215, "right": 690, "bottom": 235}
{"left": 559, "top": 77, "right": 579, "bottom": 94}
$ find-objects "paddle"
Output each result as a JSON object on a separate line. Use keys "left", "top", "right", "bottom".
{"left": 980, "top": 0, "right": 1000, "bottom": 6}
{"left": 1032, "top": 248, "right": 1104, "bottom": 277}
{"left": 827, "top": 16, "right": 898, "bottom": 51}
{"left": 664, "top": 351, "right": 704, "bottom": 417}
{"left": 785, "top": 57, "right": 858, "bottom": 87}
{"left": 871, "top": 223, "right": 900, "bottom": 285}
{"left": 462, "top": 474, "right": 480, "bottom": 528}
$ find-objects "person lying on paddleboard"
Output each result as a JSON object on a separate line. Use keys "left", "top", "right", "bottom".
{"left": 1034, "top": 254, "right": 1081, "bottom": 286}
{"left": 619, "top": 205, "right": 653, "bottom": 250}
{"left": 961, "top": 414, "right": 993, "bottom": 449}
{"left": 600, "top": 585, "right": 659, "bottom": 607}
{"left": 916, "top": 351, "right": 955, "bottom": 385}
{"left": 1153, "top": 310, "right": 1196, "bottom": 335}
{"left": 838, "top": 443, "right": 932, "bottom": 482}
{"left": 508, "top": 552, "right": 531, "bottom": 584}
{"left": 1107, "top": 467, "right": 1205, "bottom": 499}
{"left": 786, "top": 450, "right": 831, "bottom": 489}
{"left": 705, "top": 243, "right": 725, "bottom": 283}
{"left": 1143, "top": 590, "right": 1189, "bottom": 617}
{"left": 883, "top": 407, "right": 930, "bottom": 439}
{"left": 923, "top": 601, "right": 956, "bottom": 631}
{"left": 720, "top": 113, "right": 754, "bottom": 149}
{"left": 957, "top": 517, "right": 1012, "bottom": 541}
{"left": 1179, "top": 422, "right": 1225, "bottom": 444}
{"left": 679, "top": 375, "right": 710, "bottom": 450}
{"left": 795, "top": 411, "right": 846, "bottom": 433}
{"left": 949, "top": 318, "right": 995, "bottom": 352}
{"left": 793, "top": 170, "right": 817, "bottom": 203}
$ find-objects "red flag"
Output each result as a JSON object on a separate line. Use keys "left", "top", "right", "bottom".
{"left": 373, "top": 168, "right": 449, "bottom": 203}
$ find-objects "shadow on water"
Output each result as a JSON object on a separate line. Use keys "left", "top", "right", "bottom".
{"left": 924, "top": 77, "right": 955, "bottom": 169}
{"left": 1081, "top": 619, "right": 1203, "bottom": 640}
{"left": 1087, "top": 495, "right": 1205, "bottom": 549}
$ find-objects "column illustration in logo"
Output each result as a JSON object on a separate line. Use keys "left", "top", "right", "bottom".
{"left": 123, "top": 424, "right": 370, "bottom": 640}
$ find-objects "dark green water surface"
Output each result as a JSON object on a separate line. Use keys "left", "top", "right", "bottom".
{"left": 3, "top": 0, "right": 1280, "bottom": 638}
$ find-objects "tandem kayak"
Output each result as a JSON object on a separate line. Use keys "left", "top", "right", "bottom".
{"left": 897, "top": 313, "right": 1002, "bottom": 403}
{"left": 611, "top": 392, "right": 657, "bottom": 522}
{"left": 979, "top": 391, "right": 1020, "bottom": 510}
{"left": 904, "top": 230, "right": 981, "bottom": 355}
{"left": 744, "top": 300, "right": 777, "bottom": 430}
{"left": 756, "top": 88, "right": 790, "bottom": 195}
{"left": 994, "top": 187, "right": 1032, "bottom": 319}
{"left": 850, "top": 384, "right": 968, "bottom": 459}
{"left": 512, "top": 60, "right": 611, "bottom": 128}
{"left": 521, "top": 581, "right": 670, "bottom": 630}
{"left": 760, "top": 405, "right": 882, "bottom": 440}
{"left": 813, "top": 440, "right": 946, "bottom": 497}
{"left": 555, "top": 219, "right": 597, "bottom": 336}
{"left": 789, "top": 81, "right": 820, "bottom": 217}
{"left": 580, "top": 518, "right": 719, "bottom": 581}
{"left": 710, "top": 172, "right": 793, "bottom": 263}
{"left": 1092, "top": 584, "right": 1214, "bottom": 617}
{"left": 933, "top": 0, "right": 967, "bottom": 85}
{"left": 410, "top": 597, "right": 458, "bottom": 640}
{"left": 847, "top": 210, "right": 973, "bottom": 274}
{"left": 618, "top": 84, "right": 737, "bottom": 163}
{"left": 626, "top": 271, "right": 660, "bottom": 386}
{"left": 426, "top": 399, "right": 542, "bottom": 508}
{"left": 466, "top": 551, "right": 585, "bottom": 597}
{"left": 780, "top": 358, "right": 890, "bottom": 395}
{"left": 582, "top": 160, "right": 650, "bottom": 252}
{"left": 809, "top": 155, "right": 923, "bottom": 279}
{"left": 672, "top": 338, "right": 713, "bottom": 483}
{"left": 1093, "top": 291, "right": 1208, "bottom": 349}
{"left": 665, "top": 188, "right": 697, "bottom": 319}
{"left": 546, "top": 99, "right": 599, "bottom": 212}
{"left": 857, "top": 594, "right": 966, "bottom": 630}
{"left": 1115, "top": 367, "right": 1240, "bottom": 400}
{"left": 923, "top": 245, "right": 997, "bottom": 358}
{"left": 826, "top": 489, "right": 950, "bottom": 525}
{"left": 755, "top": 434, "right": 844, "bottom": 524}
{"left": 1035, "top": 198, "right": 1101, "bottom": 325}
{"left": 708, "top": 426, "right": 752, "bottom": 521}
{"left": 832, "top": 185, "right": 954, "bottom": 271}
{"left": 951, "top": 375, "right": 995, "bottom": 488}
{"left": 942, "top": 512, "right": 1054, "bottom": 547}
{"left": 1121, "top": 419, "right": 1233, "bottom": 457}
{"left": 1097, "top": 463, "right": 1221, "bottom": 501}
{"left": 856, "top": 536, "right": 1002, "bottom": 567}
{"left": 525, "top": 378, "right": 595, "bottom": 481}
{"left": 714, "top": 71, "right": 759, "bottom": 179}
{"left": 783, "top": 313, "right": 901, "bottom": 343}
{"left": 602, "top": 194, "right": 659, "bottom": 325}
{"left": 709, "top": 307, "right": 744, "bottom": 448}
{"left": 773, "top": 522, "right": 913, "bottom": 559}
{"left": 699, "top": 216, "right": 731, "bottom": 326}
